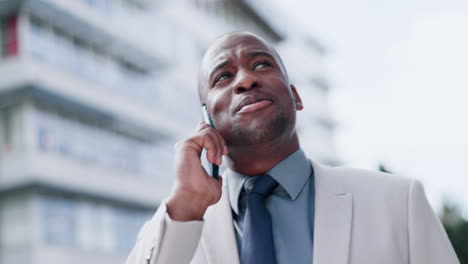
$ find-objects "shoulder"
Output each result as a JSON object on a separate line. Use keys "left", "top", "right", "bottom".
{"left": 322, "top": 163, "right": 412, "bottom": 185}
{"left": 312, "top": 161, "right": 418, "bottom": 201}
{"left": 313, "top": 161, "right": 427, "bottom": 234}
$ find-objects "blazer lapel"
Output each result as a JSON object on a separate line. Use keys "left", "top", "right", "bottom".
{"left": 201, "top": 175, "right": 240, "bottom": 264}
{"left": 312, "top": 161, "right": 353, "bottom": 264}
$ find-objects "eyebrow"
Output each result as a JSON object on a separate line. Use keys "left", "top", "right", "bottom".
{"left": 208, "top": 50, "right": 276, "bottom": 82}
{"left": 209, "top": 60, "right": 231, "bottom": 83}
{"left": 246, "top": 50, "right": 276, "bottom": 60}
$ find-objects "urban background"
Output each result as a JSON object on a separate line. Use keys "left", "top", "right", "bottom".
{"left": 0, "top": 0, "right": 466, "bottom": 263}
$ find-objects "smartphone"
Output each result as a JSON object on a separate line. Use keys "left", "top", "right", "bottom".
{"left": 202, "top": 105, "right": 219, "bottom": 180}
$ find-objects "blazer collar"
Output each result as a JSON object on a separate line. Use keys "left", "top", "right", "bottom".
{"left": 201, "top": 172, "right": 240, "bottom": 264}
{"left": 311, "top": 160, "right": 353, "bottom": 264}
{"left": 201, "top": 161, "right": 353, "bottom": 264}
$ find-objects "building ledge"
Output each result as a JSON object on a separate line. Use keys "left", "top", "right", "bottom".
{"left": 23, "top": 0, "right": 168, "bottom": 69}
{"left": 0, "top": 151, "right": 169, "bottom": 208}
{"left": 0, "top": 58, "right": 183, "bottom": 141}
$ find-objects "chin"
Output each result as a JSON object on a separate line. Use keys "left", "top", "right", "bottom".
{"left": 229, "top": 113, "right": 289, "bottom": 146}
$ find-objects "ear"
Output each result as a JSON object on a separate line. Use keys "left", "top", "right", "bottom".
{"left": 290, "top": 84, "right": 303, "bottom": 111}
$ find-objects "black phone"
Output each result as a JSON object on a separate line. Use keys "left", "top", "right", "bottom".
{"left": 202, "top": 105, "right": 219, "bottom": 180}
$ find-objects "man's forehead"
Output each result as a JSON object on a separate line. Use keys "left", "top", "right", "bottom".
{"left": 202, "top": 34, "right": 274, "bottom": 70}
{"left": 197, "top": 32, "right": 287, "bottom": 103}
{"left": 210, "top": 45, "right": 272, "bottom": 64}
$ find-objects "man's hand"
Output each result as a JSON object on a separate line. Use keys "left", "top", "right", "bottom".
{"left": 166, "top": 122, "right": 228, "bottom": 221}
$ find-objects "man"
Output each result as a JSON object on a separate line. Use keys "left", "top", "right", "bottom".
{"left": 126, "top": 32, "right": 459, "bottom": 264}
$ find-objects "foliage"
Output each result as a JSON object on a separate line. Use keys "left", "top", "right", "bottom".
{"left": 441, "top": 201, "right": 467, "bottom": 263}
{"left": 444, "top": 220, "right": 468, "bottom": 264}
{"left": 378, "top": 163, "right": 392, "bottom": 174}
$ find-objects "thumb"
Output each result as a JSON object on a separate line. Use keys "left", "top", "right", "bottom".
{"left": 217, "top": 175, "right": 223, "bottom": 187}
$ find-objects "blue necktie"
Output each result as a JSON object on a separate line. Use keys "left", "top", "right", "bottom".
{"left": 241, "top": 175, "right": 279, "bottom": 264}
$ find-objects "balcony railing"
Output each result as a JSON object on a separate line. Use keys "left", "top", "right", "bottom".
{"left": 34, "top": 109, "right": 166, "bottom": 177}
{"left": 25, "top": 16, "right": 160, "bottom": 109}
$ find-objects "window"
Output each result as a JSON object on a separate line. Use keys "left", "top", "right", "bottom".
{"left": 0, "top": 20, "right": 3, "bottom": 58}
{"left": 82, "top": 47, "right": 99, "bottom": 81}
{"left": 40, "top": 196, "right": 77, "bottom": 246}
{"left": 83, "top": 0, "right": 97, "bottom": 6}
{"left": 81, "top": 0, "right": 113, "bottom": 14}
{"left": 28, "top": 17, "right": 58, "bottom": 65}
{"left": 77, "top": 202, "right": 115, "bottom": 251}
{"left": 38, "top": 195, "right": 154, "bottom": 252}
{"left": 53, "top": 29, "right": 70, "bottom": 69}
{"left": 115, "top": 207, "right": 152, "bottom": 252}
{"left": 28, "top": 17, "right": 46, "bottom": 59}
{"left": 3, "top": 15, "right": 19, "bottom": 57}
{"left": 0, "top": 195, "right": 30, "bottom": 246}
{"left": 71, "top": 39, "right": 85, "bottom": 75}
{"left": 1, "top": 108, "right": 13, "bottom": 152}
{"left": 124, "top": 0, "right": 145, "bottom": 15}
{"left": 99, "top": 0, "right": 113, "bottom": 14}
{"left": 26, "top": 16, "right": 156, "bottom": 107}
{"left": 34, "top": 109, "right": 160, "bottom": 174}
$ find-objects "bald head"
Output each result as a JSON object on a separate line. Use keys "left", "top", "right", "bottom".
{"left": 197, "top": 32, "right": 288, "bottom": 104}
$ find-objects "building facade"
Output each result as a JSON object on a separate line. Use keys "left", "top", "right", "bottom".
{"left": 0, "top": 0, "right": 338, "bottom": 263}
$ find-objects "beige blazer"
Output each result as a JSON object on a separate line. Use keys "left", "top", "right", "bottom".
{"left": 126, "top": 161, "right": 459, "bottom": 264}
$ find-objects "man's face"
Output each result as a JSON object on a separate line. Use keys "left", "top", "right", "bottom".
{"left": 199, "top": 33, "right": 302, "bottom": 146}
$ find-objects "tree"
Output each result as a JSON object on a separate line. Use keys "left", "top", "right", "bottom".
{"left": 441, "top": 201, "right": 468, "bottom": 263}
{"left": 378, "top": 163, "right": 392, "bottom": 174}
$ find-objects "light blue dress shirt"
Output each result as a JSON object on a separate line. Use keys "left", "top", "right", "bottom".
{"left": 227, "top": 148, "right": 315, "bottom": 264}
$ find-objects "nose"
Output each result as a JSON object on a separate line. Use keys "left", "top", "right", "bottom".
{"left": 233, "top": 69, "right": 261, "bottom": 94}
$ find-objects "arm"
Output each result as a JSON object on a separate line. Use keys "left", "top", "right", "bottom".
{"left": 408, "top": 179, "right": 460, "bottom": 264}
{"left": 125, "top": 203, "right": 204, "bottom": 264}
{"left": 126, "top": 122, "right": 228, "bottom": 264}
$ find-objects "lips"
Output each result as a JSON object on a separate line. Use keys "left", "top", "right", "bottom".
{"left": 234, "top": 95, "right": 274, "bottom": 114}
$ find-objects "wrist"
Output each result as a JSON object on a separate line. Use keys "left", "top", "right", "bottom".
{"left": 166, "top": 191, "right": 210, "bottom": 221}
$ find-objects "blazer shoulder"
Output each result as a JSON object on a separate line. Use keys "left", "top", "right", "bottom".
{"left": 313, "top": 161, "right": 416, "bottom": 198}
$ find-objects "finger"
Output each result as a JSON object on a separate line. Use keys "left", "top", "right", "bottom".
{"left": 203, "top": 133, "right": 220, "bottom": 164}
{"left": 197, "top": 125, "right": 226, "bottom": 164}
{"left": 211, "top": 127, "right": 227, "bottom": 147}
{"left": 207, "top": 130, "right": 224, "bottom": 165}
{"left": 218, "top": 175, "right": 223, "bottom": 187}
{"left": 215, "top": 133, "right": 228, "bottom": 156}
{"left": 200, "top": 126, "right": 223, "bottom": 165}
{"left": 194, "top": 121, "right": 203, "bottom": 131}
{"left": 206, "top": 127, "right": 228, "bottom": 161}
{"left": 211, "top": 133, "right": 224, "bottom": 166}
{"left": 195, "top": 121, "right": 210, "bottom": 132}
{"left": 184, "top": 125, "right": 221, "bottom": 156}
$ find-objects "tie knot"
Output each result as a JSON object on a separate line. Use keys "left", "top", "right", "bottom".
{"left": 247, "top": 175, "right": 278, "bottom": 197}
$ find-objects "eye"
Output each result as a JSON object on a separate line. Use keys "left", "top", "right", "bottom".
{"left": 214, "top": 72, "right": 232, "bottom": 84}
{"left": 253, "top": 61, "right": 271, "bottom": 71}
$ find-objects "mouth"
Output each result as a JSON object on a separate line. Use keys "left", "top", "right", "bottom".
{"left": 235, "top": 95, "right": 274, "bottom": 114}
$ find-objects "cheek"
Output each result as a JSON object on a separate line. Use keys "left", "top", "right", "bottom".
{"left": 211, "top": 112, "right": 233, "bottom": 141}
{"left": 208, "top": 90, "right": 233, "bottom": 124}
{"left": 271, "top": 79, "right": 295, "bottom": 106}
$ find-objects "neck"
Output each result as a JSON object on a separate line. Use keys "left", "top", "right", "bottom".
{"left": 226, "top": 133, "right": 300, "bottom": 176}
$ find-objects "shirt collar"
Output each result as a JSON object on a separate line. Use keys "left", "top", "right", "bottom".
{"left": 227, "top": 148, "right": 312, "bottom": 215}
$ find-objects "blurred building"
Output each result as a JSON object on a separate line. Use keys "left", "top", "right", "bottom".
{"left": 0, "top": 0, "right": 338, "bottom": 263}
{"left": 277, "top": 36, "right": 339, "bottom": 165}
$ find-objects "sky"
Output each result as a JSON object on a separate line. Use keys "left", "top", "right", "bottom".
{"left": 273, "top": 0, "right": 468, "bottom": 216}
